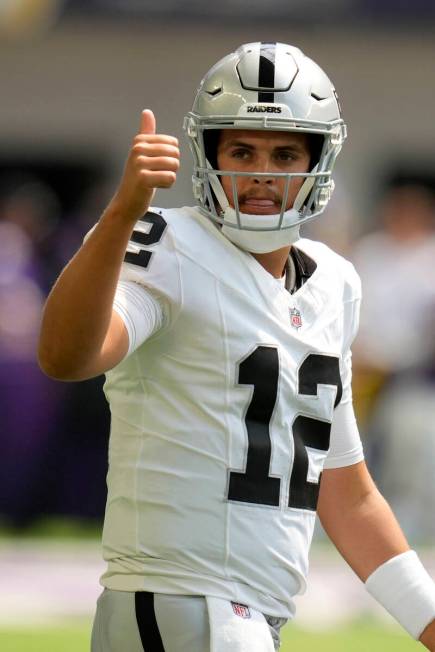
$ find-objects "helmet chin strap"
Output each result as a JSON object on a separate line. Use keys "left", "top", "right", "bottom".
{"left": 206, "top": 162, "right": 317, "bottom": 254}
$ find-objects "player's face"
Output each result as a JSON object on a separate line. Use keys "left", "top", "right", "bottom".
{"left": 216, "top": 130, "right": 311, "bottom": 215}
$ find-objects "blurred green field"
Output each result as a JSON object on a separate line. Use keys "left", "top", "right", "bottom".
{"left": 0, "top": 620, "right": 421, "bottom": 652}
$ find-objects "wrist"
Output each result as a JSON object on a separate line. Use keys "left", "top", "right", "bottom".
{"left": 365, "top": 550, "right": 435, "bottom": 640}
{"left": 103, "top": 198, "right": 144, "bottom": 230}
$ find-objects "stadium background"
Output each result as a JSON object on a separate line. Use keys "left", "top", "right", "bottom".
{"left": 1, "top": 1, "right": 435, "bottom": 649}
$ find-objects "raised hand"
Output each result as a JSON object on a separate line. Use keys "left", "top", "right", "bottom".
{"left": 111, "top": 109, "right": 180, "bottom": 223}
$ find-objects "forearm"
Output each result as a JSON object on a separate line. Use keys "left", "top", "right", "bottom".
{"left": 38, "top": 202, "right": 135, "bottom": 379}
{"left": 319, "top": 478, "right": 409, "bottom": 581}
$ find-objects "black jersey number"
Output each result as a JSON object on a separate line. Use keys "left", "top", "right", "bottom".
{"left": 124, "top": 211, "right": 167, "bottom": 269}
{"left": 228, "top": 347, "right": 281, "bottom": 507}
{"left": 227, "top": 347, "right": 342, "bottom": 511}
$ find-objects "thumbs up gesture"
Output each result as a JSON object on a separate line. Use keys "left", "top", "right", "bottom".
{"left": 111, "top": 109, "right": 180, "bottom": 223}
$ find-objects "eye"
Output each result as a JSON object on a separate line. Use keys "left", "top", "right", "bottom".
{"left": 275, "top": 151, "right": 295, "bottom": 162}
{"left": 230, "top": 148, "right": 251, "bottom": 159}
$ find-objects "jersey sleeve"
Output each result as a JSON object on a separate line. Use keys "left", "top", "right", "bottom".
{"left": 112, "top": 280, "right": 164, "bottom": 356}
{"left": 116, "top": 209, "right": 182, "bottom": 354}
{"left": 324, "top": 262, "right": 364, "bottom": 469}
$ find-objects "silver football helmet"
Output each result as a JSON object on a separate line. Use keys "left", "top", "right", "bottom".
{"left": 184, "top": 42, "right": 347, "bottom": 253}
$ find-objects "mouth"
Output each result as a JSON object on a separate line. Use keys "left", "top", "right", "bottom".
{"left": 240, "top": 198, "right": 281, "bottom": 214}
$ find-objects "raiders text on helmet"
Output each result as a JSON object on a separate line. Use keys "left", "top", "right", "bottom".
{"left": 246, "top": 105, "right": 282, "bottom": 113}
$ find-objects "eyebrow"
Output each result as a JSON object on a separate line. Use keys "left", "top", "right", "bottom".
{"left": 222, "top": 139, "right": 305, "bottom": 153}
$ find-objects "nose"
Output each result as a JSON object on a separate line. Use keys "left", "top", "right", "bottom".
{"left": 253, "top": 175, "right": 274, "bottom": 185}
{"left": 251, "top": 156, "right": 275, "bottom": 184}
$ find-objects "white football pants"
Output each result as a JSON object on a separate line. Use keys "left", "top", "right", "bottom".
{"left": 91, "top": 589, "right": 286, "bottom": 651}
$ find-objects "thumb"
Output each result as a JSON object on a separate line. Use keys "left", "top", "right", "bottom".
{"left": 140, "top": 109, "right": 156, "bottom": 135}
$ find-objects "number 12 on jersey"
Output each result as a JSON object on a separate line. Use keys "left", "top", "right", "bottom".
{"left": 227, "top": 346, "right": 342, "bottom": 512}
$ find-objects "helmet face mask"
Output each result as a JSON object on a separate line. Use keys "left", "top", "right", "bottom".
{"left": 184, "top": 42, "right": 347, "bottom": 251}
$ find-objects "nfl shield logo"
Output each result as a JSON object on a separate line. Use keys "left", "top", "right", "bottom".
{"left": 231, "top": 602, "right": 251, "bottom": 619}
{"left": 290, "top": 307, "right": 302, "bottom": 329}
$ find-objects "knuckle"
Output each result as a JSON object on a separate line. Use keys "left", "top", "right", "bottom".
{"left": 131, "top": 139, "right": 141, "bottom": 151}
{"left": 139, "top": 169, "right": 151, "bottom": 181}
{"left": 132, "top": 142, "right": 149, "bottom": 156}
{"left": 134, "top": 157, "right": 147, "bottom": 172}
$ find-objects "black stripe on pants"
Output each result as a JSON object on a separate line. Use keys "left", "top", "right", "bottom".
{"left": 135, "top": 592, "right": 166, "bottom": 651}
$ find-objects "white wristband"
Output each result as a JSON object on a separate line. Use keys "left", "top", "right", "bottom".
{"left": 365, "top": 550, "right": 435, "bottom": 639}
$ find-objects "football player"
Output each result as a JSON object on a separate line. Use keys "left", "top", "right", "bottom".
{"left": 38, "top": 42, "right": 435, "bottom": 651}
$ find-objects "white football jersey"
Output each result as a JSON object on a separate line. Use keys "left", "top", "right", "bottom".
{"left": 100, "top": 206, "right": 363, "bottom": 619}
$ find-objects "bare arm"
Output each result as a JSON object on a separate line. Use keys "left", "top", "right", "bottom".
{"left": 38, "top": 110, "right": 179, "bottom": 381}
{"left": 421, "top": 624, "right": 435, "bottom": 651}
{"left": 318, "top": 461, "right": 435, "bottom": 649}
{"left": 317, "top": 461, "right": 409, "bottom": 581}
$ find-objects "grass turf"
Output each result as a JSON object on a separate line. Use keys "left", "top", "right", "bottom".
{"left": 282, "top": 620, "right": 420, "bottom": 651}
{"left": 0, "top": 620, "right": 421, "bottom": 652}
